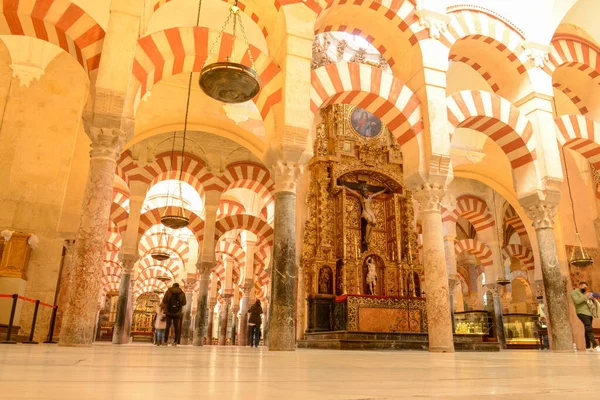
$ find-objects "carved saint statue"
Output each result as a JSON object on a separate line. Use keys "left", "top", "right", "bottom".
{"left": 319, "top": 268, "right": 330, "bottom": 294}
{"left": 348, "top": 185, "right": 386, "bottom": 247}
{"left": 366, "top": 257, "right": 378, "bottom": 295}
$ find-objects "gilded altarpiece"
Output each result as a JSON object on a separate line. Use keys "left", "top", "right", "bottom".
{"left": 303, "top": 105, "right": 425, "bottom": 333}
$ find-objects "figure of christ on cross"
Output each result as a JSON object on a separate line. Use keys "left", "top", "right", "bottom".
{"left": 345, "top": 183, "right": 388, "bottom": 248}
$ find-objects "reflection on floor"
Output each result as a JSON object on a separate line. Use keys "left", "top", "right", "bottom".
{"left": 0, "top": 343, "right": 598, "bottom": 399}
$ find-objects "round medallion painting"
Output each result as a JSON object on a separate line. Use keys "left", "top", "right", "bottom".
{"left": 350, "top": 107, "right": 383, "bottom": 138}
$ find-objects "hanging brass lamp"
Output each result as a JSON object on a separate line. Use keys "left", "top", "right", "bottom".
{"left": 151, "top": 228, "right": 171, "bottom": 261}
{"left": 199, "top": 1, "right": 261, "bottom": 103}
{"left": 156, "top": 274, "right": 171, "bottom": 283}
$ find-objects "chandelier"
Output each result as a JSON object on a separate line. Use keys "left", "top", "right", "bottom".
{"left": 199, "top": 0, "right": 261, "bottom": 103}
{"left": 553, "top": 98, "right": 593, "bottom": 267}
{"left": 150, "top": 228, "right": 171, "bottom": 261}
{"left": 156, "top": 274, "right": 171, "bottom": 283}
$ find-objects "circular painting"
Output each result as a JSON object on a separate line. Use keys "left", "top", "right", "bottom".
{"left": 350, "top": 107, "right": 383, "bottom": 138}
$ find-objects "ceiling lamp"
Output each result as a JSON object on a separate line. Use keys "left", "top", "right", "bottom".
{"left": 199, "top": 1, "right": 260, "bottom": 103}
{"left": 150, "top": 229, "right": 171, "bottom": 261}
{"left": 554, "top": 97, "right": 593, "bottom": 268}
{"left": 157, "top": 275, "right": 171, "bottom": 283}
{"left": 153, "top": 289, "right": 164, "bottom": 295}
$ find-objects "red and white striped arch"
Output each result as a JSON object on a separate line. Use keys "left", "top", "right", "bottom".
{"left": 443, "top": 8, "right": 527, "bottom": 73}
{"left": 449, "top": 54, "right": 501, "bottom": 93}
{"left": 555, "top": 114, "right": 600, "bottom": 199}
{"left": 106, "top": 225, "right": 122, "bottom": 249}
{"left": 104, "top": 251, "right": 119, "bottom": 265}
{"left": 548, "top": 36, "right": 600, "bottom": 84}
{"left": 0, "top": 0, "right": 105, "bottom": 74}
{"left": 112, "top": 189, "right": 130, "bottom": 212}
{"left": 102, "top": 262, "right": 121, "bottom": 278}
{"left": 214, "top": 214, "right": 274, "bottom": 246}
{"left": 109, "top": 202, "right": 129, "bottom": 234}
{"left": 552, "top": 82, "right": 589, "bottom": 115}
{"left": 137, "top": 264, "right": 177, "bottom": 283}
{"left": 131, "top": 26, "right": 283, "bottom": 121}
{"left": 100, "top": 281, "right": 120, "bottom": 297}
{"left": 217, "top": 199, "right": 246, "bottom": 219}
{"left": 137, "top": 256, "right": 183, "bottom": 279}
{"left": 213, "top": 239, "right": 245, "bottom": 280}
{"left": 100, "top": 274, "right": 121, "bottom": 297}
{"left": 455, "top": 195, "right": 495, "bottom": 231}
{"left": 503, "top": 205, "right": 528, "bottom": 243}
{"left": 503, "top": 244, "right": 534, "bottom": 270}
{"left": 311, "top": 62, "right": 423, "bottom": 148}
{"left": 217, "top": 162, "right": 275, "bottom": 211}
{"left": 138, "top": 206, "right": 205, "bottom": 243}
{"left": 315, "top": 0, "right": 421, "bottom": 70}
{"left": 138, "top": 233, "right": 190, "bottom": 264}
{"left": 134, "top": 278, "right": 169, "bottom": 299}
{"left": 447, "top": 90, "right": 536, "bottom": 170}
{"left": 454, "top": 239, "right": 493, "bottom": 267}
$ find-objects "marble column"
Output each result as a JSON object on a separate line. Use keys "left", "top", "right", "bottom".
{"left": 443, "top": 235, "right": 457, "bottom": 332}
{"left": 193, "top": 262, "right": 211, "bottom": 346}
{"left": 206, "top": 301, "right": 216, "bottom": 345}
{"left": 414, "top": 184, "right": 455, "bottom": 353}
{"left": 269, "top": 162, "right": 302, "bottom": 351}
{"left": 180, "top": 278, "right": 196, "bottom": 345}
{"left": 486, "top": 284, "right": 507, "bottom": 349}
{"left": 112, "top": 254, "right": 137, "bottom": 344}
{"left": 59, "top": 128, "right": 125, "bottom": 347}
{"left": 229, "top": 306, "right": 239, "bottom": 345}
{"left": 448, "top": 277, "right": 457, "bottom": 333}
{"left": 219, "top": 296, "right": 231, "bottom": 345}
{"left": 238, "top": 285, "right": 251, "bottom": 346}
{"left": 524, "top": 201, "right": 573, "bottom": 351}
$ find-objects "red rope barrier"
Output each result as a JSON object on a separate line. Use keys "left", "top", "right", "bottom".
{"left": 0, "top": 294, "right": 56, "bottom": 308}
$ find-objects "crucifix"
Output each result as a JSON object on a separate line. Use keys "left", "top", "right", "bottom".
{"left": 340, "top": 179, "right": 389, "bottom": 251}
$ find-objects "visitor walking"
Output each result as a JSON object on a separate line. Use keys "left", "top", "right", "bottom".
{"left": 154, "top": 303, "right": 166, "bottom": 346}
{"left": 161, "top": 283, "right": 186, "bottom": 346}
{"left": 247, "top": 299, "right": 263, "bottom": 347}
{"left": 571, "top": 281, "right": 600, "bottom": 352}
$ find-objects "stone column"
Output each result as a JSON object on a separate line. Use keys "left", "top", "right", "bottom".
{"left": 448, "top": 277, "right": 457, "bottom": 333}
{"left": 238, "top": 285, "right": 251, "bottom": 346}
{"left": 112, "top": 254, "right": 138, "bottom": 344}
{"left": 193, "top": 262, "right": 211, "bottom": 346}
{"left": 229, "top": 305, "right": 239, "bottom": 345}
{"left": 59, "top": 128, "right": 125, "bottom": 347}
{"left": 486, "top": 283, "right": 507, "bottom": 349}
{"left": 414, "top": 184, "right": 455, "bottom": 353}
{"left": 443, "top": 235, "right": 457, "bottom": 332}
{"left": 206, "top": 300, "right": 216, "bottom": 345}
{"left": 180, "top": 277, "right": 196, "bottom": 345}
{"left": 269, "top": 162, "right": 302, "bottom": 351}
{"left": 524, "top": 200, "right": 573, "bottom": 351}
{"left": 219, "top": 296, "right": 231, "bottom": 345}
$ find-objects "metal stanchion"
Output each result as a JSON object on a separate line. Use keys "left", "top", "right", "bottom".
{"left": 1, "top": 294, "right": 18, "bottom": 344}
{"left": 43, "top": 306, "right": 58, "bottom": 344}
{"left": 23, "top": 300, "right": 40, "bottom": 344}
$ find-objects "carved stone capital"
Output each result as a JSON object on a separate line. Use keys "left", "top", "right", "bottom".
{"left": 183, "top": 277, "right": 197, "bottom": 293}
{"left": 10, "top": 63, "right": 45, "bottom": 87}
{"left": 524, "top": 201, "right": 558, "bottom": 230}
{"left": 196, "top": 261, "right": 213, "bottom": 278}
{"left": 413, "top": 183, "right": 446, "bottom": 214}
{"left": 271, "top": 161, "right": 303, "bottom": 194}
{"left": 119, "top": 253, "right": 139, "bottom": 274}
{"left": 485, "top": 283, "right": 503, "bottom": 297}
{"left": 416, "top": 9, "right": 450, "bottom": 40}
{"left": 523, "top": 42, "right": 552, "bottom": 69}
{"left": 87, "top": 126, "right": 126, "bottom": 161}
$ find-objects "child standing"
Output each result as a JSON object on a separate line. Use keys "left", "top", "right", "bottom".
{"left": 155, "top": 304, "right": 167, "bottom": 346}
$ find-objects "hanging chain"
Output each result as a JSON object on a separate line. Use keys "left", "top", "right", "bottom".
{"left": 204, "top": 12, "right": 234, "bottom": 68}
{"left": 238, "top": 11, "right": 257, "bottom": 70}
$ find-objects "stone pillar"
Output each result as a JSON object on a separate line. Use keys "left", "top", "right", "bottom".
{"left": 443, "top": 235, "right": 457, "bottom": 332}
{"left": 414, "top": 184, "right": 455, "bottom": 353}
{"left": 219, "top": 296, "right": 231, "bottom": 345}
{"left": 206, "top": 300, "right": 216, "bottom": 345}
{"left": 238, "top": 285, "right": 251, "bottom": 346}
{"left": 192, "top": 262, "right": 211, "bottom": 346}
{"left": 180, "top": 277, "right": 196, "bottom": 345}
{"left": 59, "top": 128, "right": 125, "bottom": 347}
{"left": 112, "top": 254, "right": 137, "bottom": 344}
{"left": 486, "top": 283, "right": 507, "bottom": 349}
{"left": 269, "top": 162, "right": 302, "bottom": 351}
{"left": 230, "top": 305, "right": 239, "bottom": 345}
{"left": 524, "top": 200, "right": 573, "bottom": 351}
{"left": 448, "top": 277, "right": 457, "bottom": 333}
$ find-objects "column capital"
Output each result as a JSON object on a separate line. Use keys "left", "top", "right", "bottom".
{"left": 271, "top": 161, "right": 304, "bottom": 194}
{"left": 183, "top": 278, "right": 197, "bottom": 293}
{"left": 484, "top": 283, "right": 503, "bottom": 297}
{"left": 86, "top": 126, "right": 126, "bottom": 161}
{"left": 413, "top": 183, "right": 446, "bottom": 213}
{"left": 416, "top": 8, "right": 450, "bottom": 40}
{"left": 196, "top": 261, "right": 213, "bottom": 278}
{"left": 522, "top": 200, "right": 558, "bottom": 230}
{"left": 119, "top": 253, "right": 139, "bottom": 273}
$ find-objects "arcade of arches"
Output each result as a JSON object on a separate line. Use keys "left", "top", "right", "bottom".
{"left": 2, "top": 0, "right": 600, "bottom": 358}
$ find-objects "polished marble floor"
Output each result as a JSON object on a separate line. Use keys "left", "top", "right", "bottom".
{"left": 0, "top": 343, "right": 599, "bottom": 399}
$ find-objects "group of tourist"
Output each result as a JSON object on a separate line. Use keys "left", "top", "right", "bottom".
{"left": 153, "top": 283, "right": 264, "bottom": 347}
{"left": 571, "top": 282, "right": 600, "bottom": 352}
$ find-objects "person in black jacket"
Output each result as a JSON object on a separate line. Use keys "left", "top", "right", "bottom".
{"left": 247, "top": 299, "right": 263, "bottom": 347}
{"left": 161, "top": 283, "right": 187, "bottom": 346}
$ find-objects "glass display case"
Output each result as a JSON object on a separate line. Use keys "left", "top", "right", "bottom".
{"left": 454, "top": 311, "right": 491, "bottom": 335}
{"left": 503, "top": 313, "right": 541, "bottom": 347}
